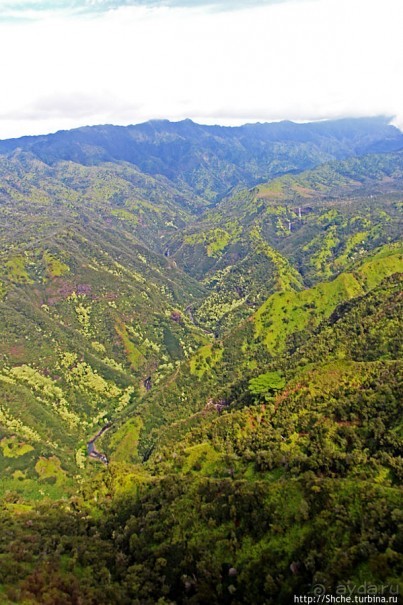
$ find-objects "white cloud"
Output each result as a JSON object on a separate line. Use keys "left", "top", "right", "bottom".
{"left": 0, "top": 0, "right": 402, "bottom": 139}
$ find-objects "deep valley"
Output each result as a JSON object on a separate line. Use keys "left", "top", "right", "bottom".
{"left": 0, "top": 116, "right": 402, "bottom": 604}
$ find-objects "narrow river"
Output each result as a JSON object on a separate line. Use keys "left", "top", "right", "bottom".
{"left": 87, "top": 423, "right": 112, "bottom": 465}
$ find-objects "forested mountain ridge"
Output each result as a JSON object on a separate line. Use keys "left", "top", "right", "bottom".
{"left": 1, "top": 116, "right": 402, "bottom": 202}
{"left": 0, "top": 154, "right": 211, "bottom": 498}
{"left": 169, "top": 150, "right": 403, "bottom": 332}
{"left": 0, "top": 117, "right": 402, "bottom": 604}
{"left": 114, "top": 242, "right": 402, "bottom": 461}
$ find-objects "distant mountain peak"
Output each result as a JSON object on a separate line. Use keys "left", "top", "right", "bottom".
{"left": 0, "top": 116, "right": 402, "bottom": 202}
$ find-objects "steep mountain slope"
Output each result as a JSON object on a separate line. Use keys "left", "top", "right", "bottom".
{"left": 110, "top": 243, "right": 402, "bottom": 461}
{"left": 1, "top": 116, "right": 402, "bottom": 202}
{"left": 0, "top": 137, "right": 402, "bottom": 496}
{"left": 0, "top": 272, "right": 401, "bottom": 604}
{"left": 170, "top": 151, "right": 403, "bottom": 332}
{"left": 0, "top": 118, "right": 402, "bottom": 604}
{"left": 0, "top": 152, "right": 207, "bottom": 253}
{"left": 0, "top": 154, "right": 210, "bottom": 498}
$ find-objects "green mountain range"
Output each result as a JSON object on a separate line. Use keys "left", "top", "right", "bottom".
{"left": 0, "top": 117, "right": 402, "bottom": 604}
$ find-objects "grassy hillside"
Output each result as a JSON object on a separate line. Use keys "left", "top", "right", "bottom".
{"left": 254, "top": 243, "right": 403, "bottom": 355}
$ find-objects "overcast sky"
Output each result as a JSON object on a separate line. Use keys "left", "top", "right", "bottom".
{"left": 0, "top": 0, "right": 402, "bottom": 139}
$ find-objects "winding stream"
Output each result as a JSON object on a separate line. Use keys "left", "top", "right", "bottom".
{"left": 87, "top": 423, "right": 112, "bottom": 465}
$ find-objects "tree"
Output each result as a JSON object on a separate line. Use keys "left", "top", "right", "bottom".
{"left": 248, "top": 371, "right": 285, "bottom": 400}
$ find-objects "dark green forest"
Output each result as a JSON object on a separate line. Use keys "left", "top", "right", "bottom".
{"left": 0, "top": 117, "right": 402, "bottom": 604}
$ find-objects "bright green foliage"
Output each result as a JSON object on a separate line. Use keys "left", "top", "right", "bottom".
{"left": 189, "top": 344, "right": 224, "bottom": 377}
{"left": 248, "top": 371, "right": 285, "bottom": 398}
{"left": 254, "top": 247, "right": 402, "bottom": 355}
{"left": 5, "top": 256, "right": 32, "bottom": 284}
{"left": 185, "top": 227, "right": 234, "bottom": 257}
{"left": 42, "top": 250, "right": 70, "bottom": 277}
{"left": 35, "top": 456, "right": 68, "bottom": 487}
{"left": 108, "top": 417, "right": 143, "bottom": 463}
{"left": 0, "top": 437, "right": 34, "bottom": 459}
